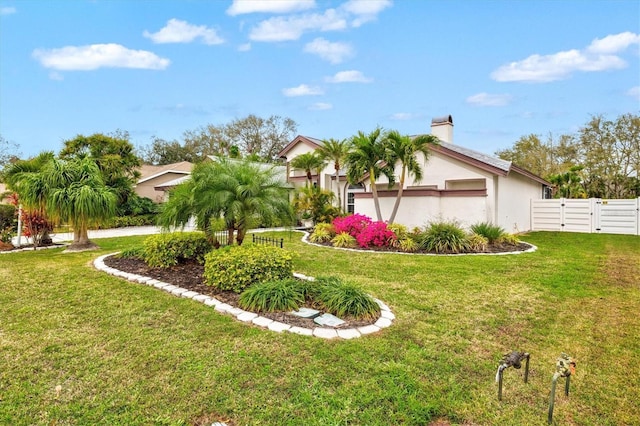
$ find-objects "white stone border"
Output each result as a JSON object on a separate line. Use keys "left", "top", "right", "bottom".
{"left": 0, "top": 244, "right": 68, "bottom": 254}
{"left": 93, "top": 253, "right": 394, "bottom": 340}
{"left": 301, "top": 231, "right": 538, "bottom": 256}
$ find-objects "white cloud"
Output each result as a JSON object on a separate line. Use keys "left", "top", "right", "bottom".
{"left": 325, "top": 70, "right": 372, "bottom": 83}
{"left": 309, "top": 102, "right": 333, "bottom": 110}
{"left": 341, "top": 0, "right": 392, "bottom": 27}
{"left": 249, "top": 9, "right": 346, "bottom": 42}
{"left": 627, "top": 86, "right": 640, "bottom": 101}
{"left": 304, "top": 38, "right": 353, "bottom": 64}
{"left": 0, "top": 6, "right": 16, "bottom": 15}
{"left": 587, "top": 31, "right": 640, "bottom": 54}
{"left": 227, "top": 0, "right": 316, "bottom": 16}
{"left": 390, "top": 112, "right": 415, "bottom": 121}
{"left": 32, "top": 44, "right": 170, "bottom": 71}
{"left": 491, "top": 32, "right": 639, "bottom": 83}
{"left": 466, "top": 92, "right": 513, "bottom": 107}
{"left": 143, "top": 19, "right": 224, "bottom": 45}
{"left": 282, "top": 84, "right": 324, "bottom": 97}
{"left": 238, "top": 43, "right": 251, "bottom": 52}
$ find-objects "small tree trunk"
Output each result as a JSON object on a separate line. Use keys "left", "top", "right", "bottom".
{"left": 388, "top": 167, "right": 406, "bottom": 224}
{"left": 335, "top": 165, "right": 341, "bottom": 211}
{"left": 369, "top": 170, "right": 383, "bottom": 222}
{"left": 236, "top": 228, "right": 246, "bottom": 246}
{"left": 227, "top": 227, "right": 235, "bottom": 246}
{"left": 66, "top": 225, "right": 98, "bottom": 251}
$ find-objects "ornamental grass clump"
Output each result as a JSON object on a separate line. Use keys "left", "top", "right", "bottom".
{"left": 316, "top": 278, "right": 380, "bottom": 321}
{"left": 467, "top": 233, "right": 489, "bottom": 252}
{"left": 331, "top": 232, "right": 357, "bottom": 248}
{"left": 309, "top": 224, "right": 334, "bottom": 243}
{"left": 419, "top": 221, "right": 469, "bottom": 254}
{"left": 470, "top": 222, "right": 505, "bottom": 244}
{"left": 238, "top": 279, "right": 304, "bottom": 312}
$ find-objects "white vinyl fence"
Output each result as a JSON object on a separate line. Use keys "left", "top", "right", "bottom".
{"left": 531, "top": 198, "right": 640, "bottom": 235}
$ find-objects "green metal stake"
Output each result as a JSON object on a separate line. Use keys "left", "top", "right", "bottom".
{"left": 548, "top": 353, "right": 575, "bottom": 424}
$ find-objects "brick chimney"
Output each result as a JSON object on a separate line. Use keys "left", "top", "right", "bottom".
{"left": 431, "top": 115, "right": 453, "bottom": 143}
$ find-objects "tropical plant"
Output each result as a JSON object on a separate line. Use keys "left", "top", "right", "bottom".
{"left": 355, "top": 221, "right": 396, "bottom": 248}
{"left": 419, "top": 221, "right": 469, "bottom": 254}
{"left": 548, "top": 165, "right": 587, "bottom": 198}
{"left": 384, "top": 131, "right": 439, "bottom": 223}
{"left": 316, "top": 138, "right": 350, "bottom": 211}
{"left": 497, "top": 233, "right": 520, "bottom": 245}
{"left": 290, "top": 152, "right": 326, "bottom": 187}
{"left": 158, "top": 157, "right": 293, "bottom": 246}
{"left": 292, "top": 186, "right": 340, "bottom": 225}
{"left": 316, "top": 278, "right": 380, "bottom": 320}
{"left": 396, "top": 237, "right": 418, "bottom": 252}
{"left": 331, "top": 232, "right": 357, "bottom": 248}
{"left": 466, "top": 233, "right": 489, "bottom": 252}
{"left": 332, "top": 213, "right": 372, "bottom": 238}
{"left": 345, "top": 128, "right": 395, "bottom": 221}
{"left": 238, "top": 279, "right": 304, "bottom": 312}
{"left": 470, "top": 222, "right": 505, "bottom": 244}
{"left": 309, "top": 227, "right": 333, "bottom": 243}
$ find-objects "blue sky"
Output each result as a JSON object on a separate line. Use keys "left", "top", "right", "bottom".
{"left": 1, "top": 0, "right": 638, "bottom": 159}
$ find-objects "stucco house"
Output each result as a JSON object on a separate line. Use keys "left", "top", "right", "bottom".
{"left": 278, "top": 116, "right": 551, "bottom": 233}
{"left": 134, "top": 161, "right": 193, "bottom": 203}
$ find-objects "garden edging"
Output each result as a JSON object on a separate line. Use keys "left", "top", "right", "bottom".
{"left": 93, "top": 253, "right": 394, "bottom": 340}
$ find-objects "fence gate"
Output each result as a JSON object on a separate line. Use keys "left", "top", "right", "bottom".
{"left": 531, "top": 198, "right": 639, "bottom": 236}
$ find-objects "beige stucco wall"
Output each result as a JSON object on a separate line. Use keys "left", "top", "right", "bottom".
{"left": 495, "top": 172, "right": 544, "bottom": 233}
{"left": 135, "top": 172, "right": 189, "bottom": 202}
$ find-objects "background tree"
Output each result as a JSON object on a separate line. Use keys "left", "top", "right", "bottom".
{"left": 225, "top": 114, "right": 297, "bottom": 161}
{"left": 548, "top": 166, "right": 587, "bottom": 198}
{"left": 0, "top": 134, "right": 20, "bottom": 170}
{"left": 385, "top": 131, "right": 439, "bottom": 223}
{"left": 316, "top": 138, "right": 350, "bottom": 211}
{"left": 345, "top": 128, "right": 395, "bottom": 222}
{"left": 158, "top": 158, "right": 293, "bottom": 246}
{"left": 59, "top": 132, "right": 141, "bottom": 210}
{"left": 138, "top": 136, "right": 195, "bottom": 165}
{"left": 290, "top": 152, "right": 326, "bottom": 187}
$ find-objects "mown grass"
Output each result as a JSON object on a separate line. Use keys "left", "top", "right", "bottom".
{"left": 1, "top": 231, "right": 638, "bottom": 425}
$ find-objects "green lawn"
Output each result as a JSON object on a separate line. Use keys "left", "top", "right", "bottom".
{"left": 1, "top": 232, "right": 638, "bottom": 425}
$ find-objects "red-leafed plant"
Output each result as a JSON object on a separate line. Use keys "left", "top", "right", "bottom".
{"left": 332, "top": 214, "right": 372, "bottom": 238}
{"left": 9, "top": 193, "right": 53, "bottom": 249}
{"left": 356, "top": 221, "right": 397, "bottom": 248}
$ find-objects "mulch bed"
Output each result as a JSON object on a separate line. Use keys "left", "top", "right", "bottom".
{"left": 103, "top": 256, "right": 376, "bottom": 329}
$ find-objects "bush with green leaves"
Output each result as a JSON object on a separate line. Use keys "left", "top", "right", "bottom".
{"left": 470, "top": 222, "right": 505, "bottom": 244}
{"left": 387, "top": 223, "right": 408, "bottom": 240}
{"left": 497, "top": 233, "right": 520, "bottom": 245}
{"left": 331, "top": 232, "right": 357, "bottom": 248}
{"left": 204, "top": 245, "right": 295, "bottom": 293}
{"left": 142, "top": 232, "right": 212, "bottom": 268}
{"left": 395, "top": 237, "right": 418, "bottom": 253}
{"left": 467, "top": 233, "right": 488, "bottom": 252}
{"left": 0, "top": 204, "right": 16, "bottom": 232}
{"left": 118, "top": 246, "right": 145, "bottom": 259}
{"left": 238, "top": 279, "right": 304, "bottom": 312}
{"left": 419, "top": 221, "right": 469, "bottom": 254}
{"left": 315, "top": 277, "right": 380, "bottom": 320}
{"left": 309, "top": 227, "right": 333, "bottom": 243}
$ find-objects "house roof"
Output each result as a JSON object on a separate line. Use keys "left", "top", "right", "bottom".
{"left": 277, "top": 135, "right": 323, "bottom": 158}
{"left": 154, "top": 175, "right": 191, "bottom": 190}
{"left": 137, "top": 161, "right": 193, "bottom": 184}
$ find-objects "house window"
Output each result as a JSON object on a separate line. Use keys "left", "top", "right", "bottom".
{"left": 347, "top": 192, "right": 355, "bottom": 214}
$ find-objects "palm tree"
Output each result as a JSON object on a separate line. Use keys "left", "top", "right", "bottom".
{"left": 290, "top": 152, "right": 326, "bottom": 187}
{"left": 6, "top": 154, "right": 117, "bottom": 250}
{"left": 45, "top": 157, "right": 117, "bottom": 250}
{"left": 158, "top": 158, "right": 293, "bottom": 246}
{"left": 385, "top": 131, "right": 439, "bottom": 223}
{"left": 316, "top": 138, "right": 350, "bottom": 211}
{"left": 345, "top": 128, "right": 395, "bottom": 222}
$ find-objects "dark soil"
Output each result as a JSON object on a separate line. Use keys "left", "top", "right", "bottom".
{"left": 103, "top": 256, "right": 376, "bottom": 329}
{"left": 311, "top": 240, "right": 532, "bottom": 254}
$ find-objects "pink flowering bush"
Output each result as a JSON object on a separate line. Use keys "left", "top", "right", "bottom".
{"left": 356, "top": 221, "right": 397, "bottom": 248}
{"left": 332, "top": 214, "right": 372, "bottom": 238}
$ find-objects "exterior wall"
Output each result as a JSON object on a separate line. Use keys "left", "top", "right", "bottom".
{"left": 495, "top": 172, "right": 543, "bottom": 233}
{"left": 135, "top": 172, "right": 189, "bottom": 202}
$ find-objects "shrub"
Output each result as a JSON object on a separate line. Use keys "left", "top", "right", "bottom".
{"left": 331, "top": 232, "right": 357, "bottom": 248}
{"left": 497, "top": 233, "right": 520, "bottom": 245}
{"left": 467, "top": 233, "right": 488, "bottom": 252}
{"left": 387, "top": 223, "right": 408, "bottom": 240}
{"left": 356, "top": 221, "right": 396, "bottom": 248}
{"left": 142, "top": 232, "right": 212, "bottom": 268}
{"left": 118, "top": 246, "right": 145, "bottom": 259}
{"left": 316, "top": 278, "right": 380, "bottom": 320}
{"left": 309, "top": 228, "right": 333, "bottom": 243}
{"left": 313, "top": 222, "right": 335, "bottom": 236}
{"left": 396, "top": 238, "right": 418, "bottom": 253}
{"left": 238, "top": 279, "right": 304, "bottom": 312}
{"left": 470, "top": 222, "right": 505, "bottom": 244}
{"left": 419, "top": 221, "right": 469, "bottom": 254}
{"left": 204, "top": 245, "right": 295, "bottom": 293}
{"left": 332, "top": 214, "right": 372, "bottom": 238}
{"left": 0, "top": 204, "right": 16, "bottom": 231}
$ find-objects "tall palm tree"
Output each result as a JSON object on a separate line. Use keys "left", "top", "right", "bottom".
{"left": 45, "top": 157, "right": 117, "bottom": 250}
{"left": 385, "top": 131, "right": 439, "bottom": 223}
{"left": 345, "top": 128, "right": 395, "bottom": 222}
{"left": 316, "top": 138, "right": 350, "bottom": 211}
{"left": 158, "top": 158, "right": 293, "bottom": 245}
{"left": 290, "top": 152, "right": 326, "bottom": 187}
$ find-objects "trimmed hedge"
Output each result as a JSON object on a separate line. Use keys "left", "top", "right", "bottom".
{"left": 204, "top": 245, "right": 295, "bottom": 293}
{"left": 142, "top": 232, "right": 212, "bottom": 268}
